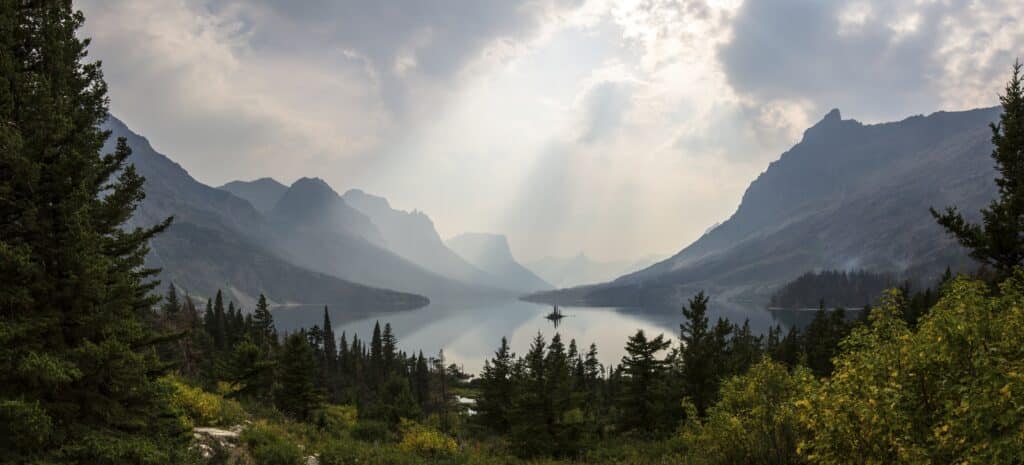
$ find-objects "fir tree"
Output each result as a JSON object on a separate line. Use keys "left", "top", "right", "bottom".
{"left": 275, "top": 331, "right": 323, "bottom": 420}
{"left": 932, "top": 61, "right": 1024, "bottom": 277}
{"left": 617, "top": 330, "right": 672, "bottom": 433}
{"left": 161, "top": 283, "right": 181, "bottom": 318}
{"left": 0, "top": 3, "right": 189, "bottom": 462}
{"left": 252, "top": 293, "right": 276, "bottom": 350}
{"left": 478, "top": 337, "right": 515, "bottom": 432}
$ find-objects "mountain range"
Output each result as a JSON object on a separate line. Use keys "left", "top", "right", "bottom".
{"left": 527, "top": 107, "right": 998, "bottom": 307}
{"left": 105, "top": 116, "right": 427, "bottom": 312}
{"left": 106, "top": 115, "right": 555, "bottom": 317}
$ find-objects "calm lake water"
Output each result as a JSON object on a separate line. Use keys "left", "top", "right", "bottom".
{"left": 273, "top": 298, "right": 793, "bottom": 375}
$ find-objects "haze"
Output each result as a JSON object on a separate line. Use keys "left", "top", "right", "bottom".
{"left": 78, "top": 0, "right": 1023, "bottom": 262}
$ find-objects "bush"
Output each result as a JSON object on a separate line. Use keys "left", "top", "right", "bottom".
{"left": 241, "top": 424, "right": 304, "bottom": 465}
{"left": 800, "top": 279, "right": 1024, "bottom": 464}
{"left": 314, "top": 405, "right": 358, "bottom": 436}
{"left": 398, "top": 419, "right": 458, "bottom": 459}
{"left": 320, "top": 437, "right": 465, "bottom": 465}
{"left": 349, "top": 420, "right": 394, "bottom": 443}
{"left": 163, "top": 376, "right": 247, "bottom": 427}
{"left": 679, "top": 357, "right": 814, "bottom": 465}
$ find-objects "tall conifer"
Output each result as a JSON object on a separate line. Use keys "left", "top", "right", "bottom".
{"left": 0, "top": 3, "right": 188, "bottom": 462}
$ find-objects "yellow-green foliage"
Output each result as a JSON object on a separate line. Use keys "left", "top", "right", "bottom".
{"left": 680, "top": 357, "right": 815, "bottom": 465}
{"left": 314, "top": 405, "right": 358, "bottom": 436}
{"left": 161, "top": 376, "right": 247, "bottom": 427}
{"left": 399, "top": 419, "right": 459, "bottom": 458}
{"left": 799, "top": 277, "right": 1024, "bottom": 464}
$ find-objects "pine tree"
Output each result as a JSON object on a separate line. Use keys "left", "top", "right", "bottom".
{"left": 617, "top": 330, "right": 672, "bottom": 433}
{"left": 679, "top": 292, "right": 718, "bottom": 416}
{"left": 509, "top": 334, "right": 551, "bottom": 457}
{"left": 0, "top": 3, "right": 189, "bottom": 462}
{"left": 321, "top": 307, "right": 337, "bottom": 400}
{"left": 161, "top": 283, "right": 181, "bottom": 318}
{"left": 478, "top": 337, "right": 515, "bottom": 432}
{"left": 252, "top": 293, "right": 276, "bottom": 350}
{"left": 224, "top": 334, "right": 275, "bottom": 400}
{"left": 370, "top": 321, "right": 383, "bottom": 385}
{"left": 275, "top": 331, "right": 323, "bottom": 420}
{"left": 932, "top": 61, "right": 1024, "bottom": 277}
{"left": 382, "top": 322, "right": 398, "bottom": 374}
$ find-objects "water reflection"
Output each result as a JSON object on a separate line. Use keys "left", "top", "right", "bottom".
{"left": 271, "top": 298, "right": 824, "bottom": 375}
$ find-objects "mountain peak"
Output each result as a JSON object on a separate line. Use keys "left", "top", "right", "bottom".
{"left": 824, "top": 108, "right": 841, "bottom": 122}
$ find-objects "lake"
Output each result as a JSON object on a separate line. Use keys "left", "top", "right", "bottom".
{"left": 273, "top": 298, "right": 794, "bottom": 375}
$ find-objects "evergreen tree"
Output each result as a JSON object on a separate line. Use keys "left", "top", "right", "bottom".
{"left": 617, "top": 330, "right": 672, "bottom": 433}
{"left": 679, "top": 292, "right": 721, "bottom": 416}
{"left": 478, "top": 337, "right": 515, "bottom": 432}
{"left": 932, "top": 61, "right": 1024, "bottom": 277}
{"left": 382, "top": 322, "right": 398, "bottom": 374}
{"left": 251, "top": 293, "right": 276, "bottom": 350}
{"left": 223, "top": 334, "right": 274, "bottom": 400}
{"left": 161, "top": 283, "right": 181, "bottom": 318}
{"left": 275, "top": 331, "right": 323, "bottom": 420}
{"left": 370, "top": 321, "right": 383, "bottom": 385}
{"left": 509, "top": 334, "right": 550, "bottom": 456}
{"left": 0, "top": 3, "right": 190, "bottom": 462}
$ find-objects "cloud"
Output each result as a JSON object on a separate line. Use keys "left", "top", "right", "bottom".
{"left": 719, "top": 0, "right": 1024, "bottom": 121}
{"left": 73, "top": 0, "right": 1024, "bottom": 264}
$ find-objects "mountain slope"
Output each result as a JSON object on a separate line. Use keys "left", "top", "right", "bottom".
{"left": 447, "top": 233, "right": 552, "bottom": 293}
{"left": 105, "top": 116, "right": 428, "bottom": 311}
{"left": 528, "top": 107, "right": 999, "bottom": 307}
{"left": 219, "top": 178, "right": 287, "bottom": 215}
{"left": 264, "top": 180, "right": 492, "bottom": 300}
{"left": 341, "top": 189, "right": 500, "bottom": 288}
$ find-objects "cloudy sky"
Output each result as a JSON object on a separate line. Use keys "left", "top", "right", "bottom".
{"left": 79, "top": 0, "right": 1023, "bottom": 262}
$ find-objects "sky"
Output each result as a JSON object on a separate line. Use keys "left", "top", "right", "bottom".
{"left": 78, "top": 0, "right": 1023, "bottom": 262}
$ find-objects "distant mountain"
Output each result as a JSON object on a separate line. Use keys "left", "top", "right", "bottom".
{"left": 527, "top": 107, "right": 999, "bottom": 307}
{"left": 219, "top": 178, "right": 287, "bottom": 215}
{"left": 447, "top": 233, "right": 552, "bottom": 293}
{"left": 104, "top": 115, "right": 427, "bottom": 311}
{"left": 263, "top": 180, "right": 492, "bottom": 300}
{"left": 270, "top": 178, "right": 384, "bottom": 247}
{"left": 341, "top": 189, "right": 502, "bottom": 288}
{"left": 526, "top": 253, "right": 656, "bottom": 289}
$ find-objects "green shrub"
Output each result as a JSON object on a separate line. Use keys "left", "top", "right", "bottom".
{"left": 162, "top": 376, "right": 247, "bottom": 427}
{"left": 241, "top": 424, "right": 304, "bottom": 465}
{"left": 314, "top": 405, "right": 358, "bottom": 436}
{"left": 398, "top": 419, "right": 458, "bottom": 459}
{"left": 350, "top": 420, "right": 394, "bottom": 443}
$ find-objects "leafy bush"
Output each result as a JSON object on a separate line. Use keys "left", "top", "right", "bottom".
{"left": 314, "top": 405, "right": 358, "bottom": 436}
{"left": 398, "top": 419, "right": 459, "bottom": 458}
{"left": 240, "top": 424, "right": 304, "bottom": 465}
{"left": 163, "top": 376, "right": 247, "bottom": 427}
{"left": 679, "top": 357, "right": 814, "bottom": 465}
{"left": 799, "top": 278, "right": 1024, "bottom": 464}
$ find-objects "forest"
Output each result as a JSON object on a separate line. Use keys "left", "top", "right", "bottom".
{"left": 1, "top": 3, "right": 1022, "bottom": 465}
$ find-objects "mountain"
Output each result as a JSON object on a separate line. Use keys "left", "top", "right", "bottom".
{"left": 447, "top": 233, "right": 552, "bottom": 293}
{"left": 526, "top": 253, "right": 657, "bottom": 289}
{"left": 263, "top": 180, "right": 492, "bottom": 300}
{"left": 341, "top": 189, "right": 506, "bottom": 289}
{"left": 269, "top": 178, "right": 384, "bottom": 246}
{"left": 219, "top": 178, "right": 287, "bottom": 214}
{"left": 104, "top": 115, "right": 428, "bottom": 311}
{"left": 527, "top": 107, "right": 999, "bottom": 307}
